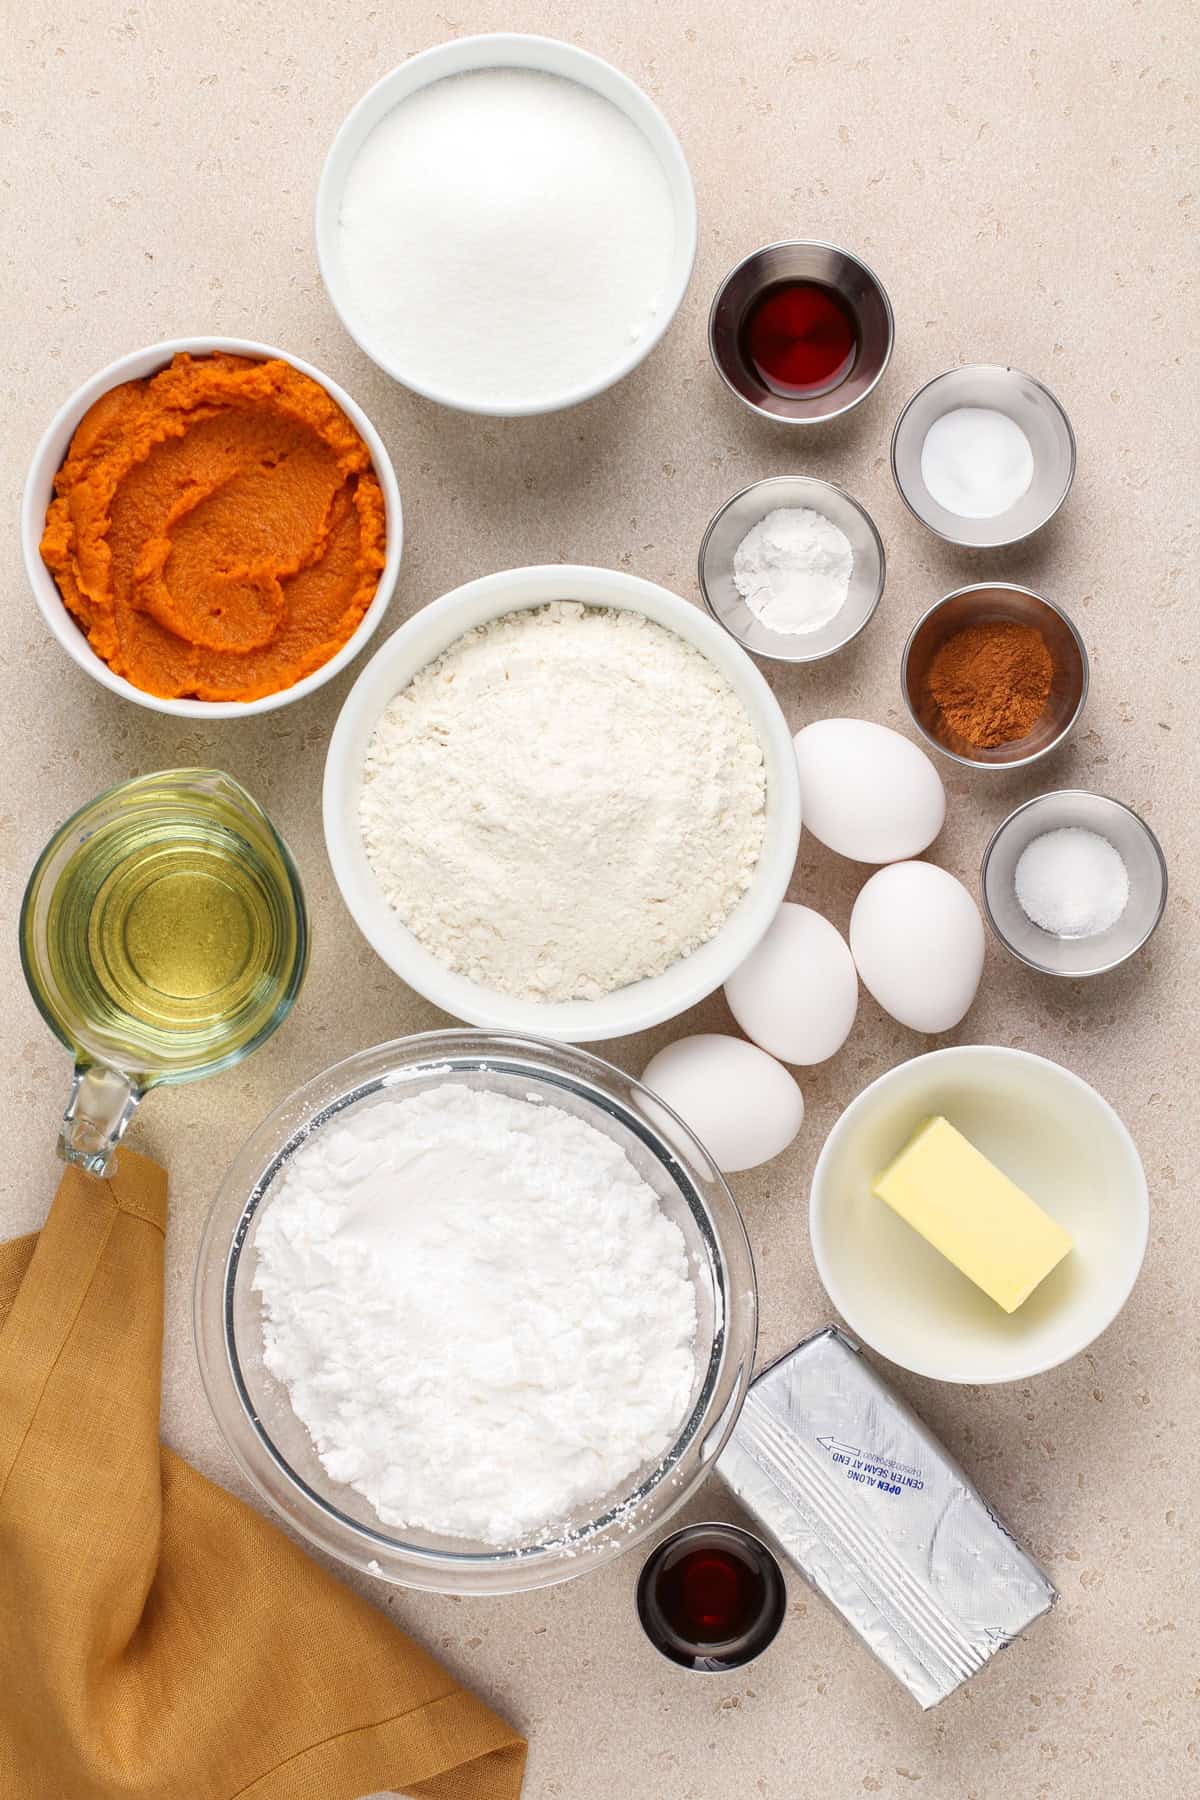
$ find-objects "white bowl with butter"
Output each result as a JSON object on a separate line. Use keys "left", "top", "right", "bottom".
{"left": 810, "top": 1046, "right": 1148, "bottom": 1384}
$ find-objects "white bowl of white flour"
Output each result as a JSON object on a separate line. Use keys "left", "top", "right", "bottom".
{"left": 315, "top": 35, "right": 696, "bottom": 415}
{"left": 194, "top": 1032, "right": 758, "bottom": 1593}
{"left": 323, "top": 565, "right": 801, "bottom": 1041}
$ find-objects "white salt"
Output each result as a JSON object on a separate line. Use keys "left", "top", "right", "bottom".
{"left": 336, "top": 68, "right": 677, "bottom": 408}
{"left": 1014, "top": 827, "right": 1130, "bottom": 939}
{"left": 921, "top": 407, "right": 1035, "bottom": 519}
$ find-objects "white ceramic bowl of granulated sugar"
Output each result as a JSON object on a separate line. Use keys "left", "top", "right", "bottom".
{"left": 316, "top": 35, "right": 697, "bottom": 416}
{"left": 323, "top": 565, "right": 802, "bottom": 1043}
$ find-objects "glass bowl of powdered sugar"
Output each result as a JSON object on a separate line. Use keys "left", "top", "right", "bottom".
{"left": 698, "top": 475, "right": 886, "bottom": 664}
{"left": 193, "top": 1031, "right": 757, "bottom": 1595}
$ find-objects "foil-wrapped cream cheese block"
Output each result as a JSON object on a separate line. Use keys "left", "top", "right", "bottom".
{"left": 717, "top": 1326, "right": 1056, "bottom": 1707}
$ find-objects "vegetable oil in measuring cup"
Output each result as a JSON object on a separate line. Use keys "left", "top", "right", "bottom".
{"left": 21, "top": 770, "right": 308, "bottom": 1171}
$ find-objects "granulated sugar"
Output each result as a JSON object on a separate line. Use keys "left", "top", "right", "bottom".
{"left": 252, "top": 1084, "right": 698, "bottom": 1546}
{"left": 336, "top": 68, "right": 677, "bottom": 407}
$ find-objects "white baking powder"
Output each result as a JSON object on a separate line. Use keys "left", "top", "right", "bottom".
{"left": 336, "top": 68, "right": 677, "bottom": 407}
{"left": 360, "top": 603, "right": 767, "bottom": 1001}
{"left": 732, "top": 506, "right": 855, "bottom": 635}
{"left": 252, "top": 1084, "right": 698, "bottom": 1546}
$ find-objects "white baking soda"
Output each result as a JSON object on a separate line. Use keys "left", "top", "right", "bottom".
{"left": 920, "top": 406, "right": 1035, "bottom": 519}
{"left": 336, "top": 68, "right": 677, "bottom": 407}
{"left": 252, "top": 1084, "right": 697, "bottom": 1546}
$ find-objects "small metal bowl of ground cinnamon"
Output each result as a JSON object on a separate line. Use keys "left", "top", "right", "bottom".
{"left": 902, "top": 583, "right": 1088, "bottom": 770}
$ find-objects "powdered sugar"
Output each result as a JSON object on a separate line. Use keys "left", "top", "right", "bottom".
{"left": 359, "top": 603, "right": 767, "bottom": 1001}
{"left": 336, "top": 68, "right": 677, "bottom": 408}
{"left": 251, "top": 1083, "right": 697, "bottom": 1546}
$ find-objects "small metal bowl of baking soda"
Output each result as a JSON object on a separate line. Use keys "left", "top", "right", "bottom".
{"left": 901, "top": 582, "right": 1088, "bottom": 770}
{"left": 890, "top": 364, "right": 1076, "bottom": 549}
{"left": 980, "top": 790, "right": 1168, "bottom": 979}
{"left": 698, "top": 475, "right": 885, "bottom": 665}
{"left": 708, "top": 240, "right": 894, "bottom": 425}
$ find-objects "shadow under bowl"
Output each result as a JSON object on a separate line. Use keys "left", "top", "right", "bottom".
{"left": 902, "top": 583, "right": 1088, "bottom": 769}
{"left": 980, "top": 790, "right": 1168, "bottom": 977}
{"left": 708, "top": 240, "right": 894, "bottom": 424}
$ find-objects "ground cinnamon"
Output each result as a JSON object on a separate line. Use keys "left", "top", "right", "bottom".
{"left": 927, "top": 618, "right": 1053, "bottom": 748}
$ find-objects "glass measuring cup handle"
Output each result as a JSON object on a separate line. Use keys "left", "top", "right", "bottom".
{"left": 59, "top": 1064, "right": 143, "bottom": 1178}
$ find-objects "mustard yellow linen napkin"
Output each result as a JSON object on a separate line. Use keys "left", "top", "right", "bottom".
{"left": 0, "top": 1149, "right": 527, "bottom": 1800}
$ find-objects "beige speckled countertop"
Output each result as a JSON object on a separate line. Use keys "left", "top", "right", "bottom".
{"left": 2, "top": 3, "right": 1197, "bottom": 1796}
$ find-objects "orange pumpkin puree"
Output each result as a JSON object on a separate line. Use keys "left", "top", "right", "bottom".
{"left": 41, "top": 352, "right": 387, "bottom": 702}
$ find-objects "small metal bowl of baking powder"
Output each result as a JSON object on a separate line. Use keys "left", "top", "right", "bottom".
{"left": 901, "top": 582, "right": 1088, "bottom": 770}
{"left": 698, "top": 475, "right": 886, "bottom": 665}
{"left": 980, "top": 790, "right": 1168, "bottom": 978}
{"left": 708, "top": 240, "right": 894, "bottom": 425}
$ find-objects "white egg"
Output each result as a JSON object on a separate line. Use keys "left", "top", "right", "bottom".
{"left": 641, "top": 1034, "right": 804, "bottom": 1174}
{"left": 725, "top": 903, "right": 858, "bottom": 1066}
{"left": 794, "top": 718, "right": 946, "bottom": 863}
{"left": 849, "top": 861, "right": 985, "bottom": 1033}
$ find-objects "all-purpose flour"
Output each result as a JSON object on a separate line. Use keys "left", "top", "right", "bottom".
{"left": 337, "top": 68, "right": 677, "bottom": 408}
{"left": 360, "top": 604, "right": 767, "bottom": 1001}
{"left": 252, "top": 1084, "right": 698, "bottom": 1545}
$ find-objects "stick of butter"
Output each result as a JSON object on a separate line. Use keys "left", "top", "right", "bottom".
{"left": 872, "top": 1116, "right": 1072, "bottom": 1312}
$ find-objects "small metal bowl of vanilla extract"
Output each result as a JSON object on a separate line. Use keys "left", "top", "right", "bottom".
{"left": 708, "top": 240, "right": 894, "bottom": 424}
{"left": 636, "top": 1522, "right": 787, "bottom": 1672}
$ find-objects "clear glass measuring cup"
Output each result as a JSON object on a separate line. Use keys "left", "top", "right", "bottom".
{"left": 20, "top": 769, "right": 308, "bottom": 1177}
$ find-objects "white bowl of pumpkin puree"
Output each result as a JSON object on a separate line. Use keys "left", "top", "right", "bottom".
{"left": 23, "top": 338, "right": 402, "bottom": 716}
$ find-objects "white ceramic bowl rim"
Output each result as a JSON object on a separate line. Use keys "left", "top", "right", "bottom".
{"left": 809, "top": 1045, "right": 1149, "bottom": 1384}
{"left": 314, "top": 33, "right": 698, "bottom": 417}
{"left": 21, "top": 336, "right": 403, "bottom": 719}
{"left": 323, "top": 564, "right": 802, "bottom": 1042}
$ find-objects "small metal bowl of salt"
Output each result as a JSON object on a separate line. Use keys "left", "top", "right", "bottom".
{"left": 698, "top": 475, "right": 885, "bottom": 665}
{"left": 891, "top": 365, "right": 1076, "bottom": 549}
{"left": 980, "top": 790, "right": 1168, "bottom": 978}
